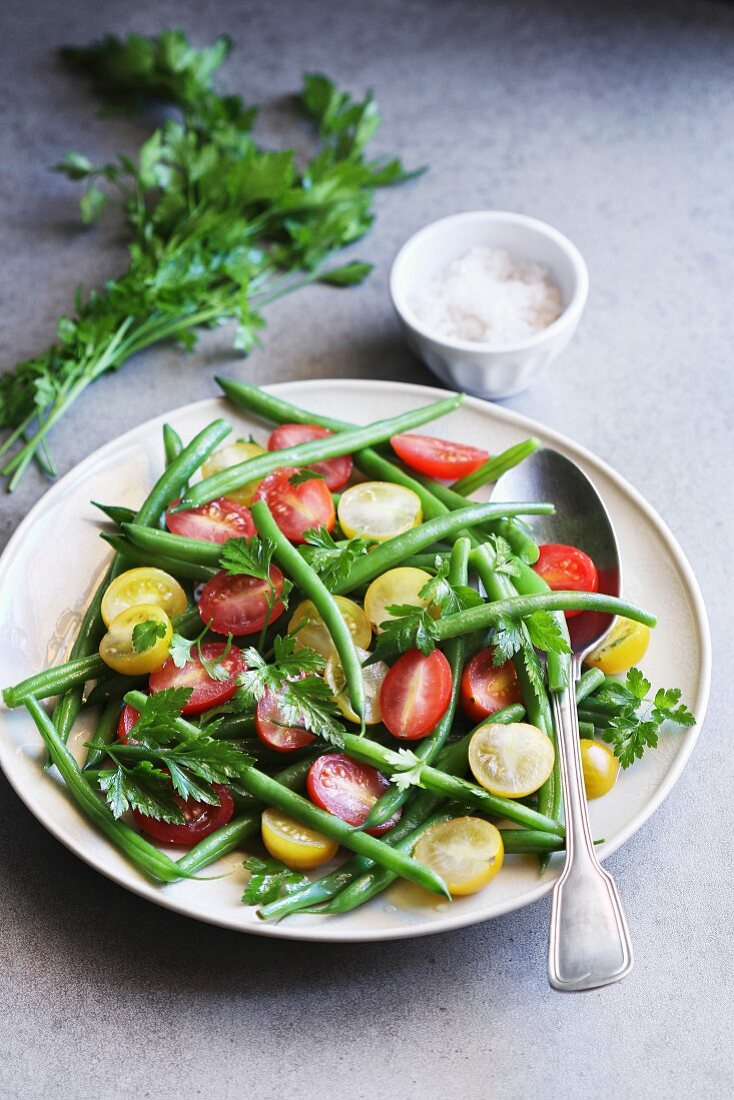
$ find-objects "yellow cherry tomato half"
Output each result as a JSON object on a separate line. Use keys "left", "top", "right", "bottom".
{"left": 586, "top": 617, "right": 651, "bottom": 676}
{"left": 99, "top": 604, "right": 172, "bottom": 675}
{"left": 260, "top": 807, "right": 338, "bottom": 871}
{"left": 101, "top": 567, "right": 187, "bottom": 628}
{"left": 201, "top": 439, "right": 267, "bottom": 505}
{"left": 364, "top": 566, "right": 436, "bottom": 633}
{"left": 414, "top": 816, "right": 504, "bottom": 897}
{"left": 337, "top": 482, "right": 422, "bottom": 542}
{"left": 579, "top": 739, "right": 620, "bottom": 799}
{"left": 325, "top": 646, "right": 388, "bottom": 726}
{"left": 288, "top": 596, "right": 371, "bottom": 658}
{"left": 468, "top": 721, "right": 555, "bottom": 799}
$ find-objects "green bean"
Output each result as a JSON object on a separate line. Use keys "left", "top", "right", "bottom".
{"left": 332, "top": 502, "right": 554, "bottom": 595}
{"left": 3, "top": 606, "right": 203, "bottom": 708}
{"left": 258, "top": 703, "right": 528, "bottom": 921}
{"left": 83, "top": 695, "right": 123, "bottom": 771}
{"left": 250, "top": 500, "right": 365, "bottom": 726}
{"left": 178, "top": 396, "right": 465, "bottom": 509}
{"left": 163, "top": 423, "right": 184, "bottom": 466}
{"left": 92, "top": 502, "right": 137, "bottom": 526}
{"left": 100, "top": 533, "right": 219, "bottom": 582}
{"left": 500, "top": 830, "right": 566, "bottom": 854}
{"left": 450, "top": 438, "right": 542, "bottom": 495}
{"left": 234, "top": 765, "right": 451, "bottom": 897}
{"left": 510, "top": 558, "right": 571, "bottom": 694}
{"left": 436, "top": 591, "right": 656, "bottom": 641}
{"left": 24, "top": 697, "right": 193, "bottom": 883}
{"left": 576, "top": 667, "right": 606, "bottom": 703}
{"left": 360, "top": 537, "right": 472, "bottom": 831}
{"left": 578, "top": 721, "right": 596, "bottom": 738}
{"left": 118, "top": 524, "right": 223, "bottom": 567}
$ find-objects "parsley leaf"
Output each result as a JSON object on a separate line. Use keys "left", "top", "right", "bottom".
{"left": 124, "top": 687, "right": 193, "bottom": 743}
{"left": 288, "top": 469, "right": 326, "bottom": 486}
{"left": 367, "top": 604, "right": 441, "bottom": 665}
{"left": 220, "top": 536, "right": 275, "bottom": 581}
{"left": 298, "top": 527, "right": 372, "bottom": 588}
{"left": 131, "top": 618, "right": 167, "bottom": 654}
{"left": 97, "top": 760, "right": 184, "bottom": 823}
{"left": 242, "top": 856, "right": 309, "bottom": 905}
{"left": 418, "top": 557, "right": 484, "bottom": 617}
{"left": 588, "top": 668, "right": 696, "bottom": 769}
{"left": 384, "top": 748, "right": 425, "bottom": 791}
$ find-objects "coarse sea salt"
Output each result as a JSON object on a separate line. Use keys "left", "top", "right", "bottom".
{"left": 409, "top": 246, "right": 563, "bottom": 346}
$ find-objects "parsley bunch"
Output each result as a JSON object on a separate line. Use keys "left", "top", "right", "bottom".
{"left": 0, "top": 30, "right": 419, "bottom": 489}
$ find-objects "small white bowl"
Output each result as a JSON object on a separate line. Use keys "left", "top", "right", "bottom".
{"left": 389, "top": 210, "right": 589, "bottom": 399}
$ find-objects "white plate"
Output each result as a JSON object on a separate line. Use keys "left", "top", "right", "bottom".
{"left": 0, "top": 380, "right": 711, "bottom": 942}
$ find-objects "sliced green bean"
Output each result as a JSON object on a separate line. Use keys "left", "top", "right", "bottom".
{"left": 83, "top": 695, "right": 123, "bottom": 771}
{"left": 576, "top": 667, "right": 606, "bottom": 703}
{"left": 178, "top": 396, "right": 465, "bottom": 509}
{"left": 24, "top": 697, "right": 192, "bottom": 883}
{"left": 250, "top": 500, "right": 365, "bottom": 726}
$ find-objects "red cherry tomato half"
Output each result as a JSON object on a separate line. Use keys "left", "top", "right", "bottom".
{"left": 255, "top": 688, "right": 317, "bottom": 752}
{"left": 197, "top": 568, "right": 286, "bottom": 637}
{"left": 380, "top": 648, "right": 453, "bottom": 740}
{"left": 149, "top": 641, "right": 246, "bottom": 715}
{"left": 267, "top": 424, "right": 353, "bottom": 492}
{"left": 306, "top": 753, "right": 401, "bottom": 836}
{"left": 390, "top": 433, "right": 489, "bottom": 480}
{"left": 132, "top": 783, "right": 234, "bottom": 847}
{"left": 165, "top": 497, "right": 255, "bottom": 544}
{"left": 533, "top": 543, "right": 599, "bottom": 619}
{"left": 253, "top": 466, "right": 335, "bottom": 543}
{"left": 460, "top": 647, "right": 523, "bottom": 722}
{"left": 117, "top": 703, "right": 140, "bottom": 743}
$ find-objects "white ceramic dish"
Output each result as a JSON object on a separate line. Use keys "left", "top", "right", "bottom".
{"left": 0, "top": 379, "right": 710, "bottom": 942}
{"left": 390, "top": 211, "right": 589, "bottom": 399}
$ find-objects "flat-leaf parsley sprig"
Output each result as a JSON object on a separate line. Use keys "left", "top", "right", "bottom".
{"left": 220, "top": 535, "right": 294, "bottom": 646}
{"left": 586, "top": 668, "right": 695, "bottom": 768}
{"left": 298, "top": 526, "right": 373, "bottom": 589}
{"left": 238, "top": 634, "right": 346, "bottom": 748}
{"left": 0, "top": 29, "right": 420, "bottom": 489}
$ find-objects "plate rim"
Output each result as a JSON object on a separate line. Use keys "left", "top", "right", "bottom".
{"left": 0, "top": 378, "right": 712, "bottom": 942}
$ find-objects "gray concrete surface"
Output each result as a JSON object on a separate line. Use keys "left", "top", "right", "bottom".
{"left": 0, "top": 1, "right": 732, "bottom": 1097}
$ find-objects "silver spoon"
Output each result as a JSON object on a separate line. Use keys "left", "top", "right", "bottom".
{"left": 492, "top": 448, "right": 633, "bottom": 992}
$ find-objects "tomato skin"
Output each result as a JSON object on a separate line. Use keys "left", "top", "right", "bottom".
{"left": 253, "top": 466, "right": 335, "bottom": 543}
{"left": 149, "top": 642, "right": 246, "bottom": 714}
{"left": 390, "top": 433, "right": 489, "bottom": 480}
{"left": 255, "top": 689, "right": 317, "bottom": 752}
{"left": 165, "top": 497, "right": 255, "bottom": 544}
{"left": 380, "top": 648, "right": 453, "bottom": 740}
{"left": 267, "top": 424, "right": 353, "bottom": 491}
{"left": 117, "top": 703, "right": 140, "bottom": 743}
{"left": 533, "top": 544, "right": 599, "bottom": 619}
{"left": 306, "top": 753, "right": 401, "bottom": 835}
{"left": 579, "top": 739, "right": 619, "bottom": 799}
{"left": 460, "top": 648, "right": 523, "bottom": 722}
{"left": 198, "top": 568, "right": 286, "bottom": 636}
{"left": 133, "top": 783, "right": 234, "bottom": 846}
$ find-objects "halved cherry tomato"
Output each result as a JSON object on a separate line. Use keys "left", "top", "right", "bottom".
{"left": 460, "top": 647, "right": 523, "bottom": 722}
{"left": 165, "top": 497, "right": 255, "bottom": 544}
{"left": 306, "top": 753, "right": 401, "bottom": 836}
{"left": 101, "top": 567, "right": 187, "bottom": 628}
{"left": 253, "top": 466, "right": 335, "bottom": 543}
{"left": 267, "top": 424, "right": 353, "bottom": 492}
{"left": 201, "top": 440, "right": 267, "bottom": 505}
{"left": 255, "top": 689, "right": 317, "bottom": 752}
{"left": 117, "top": 702, "right": 140, "bottom": 743}
{"left": 533, "top": 543, "right": 599, "bottom": 618}
{"left": 149, "top": 641, "right": 246, "bottom": 714}
{"left": 197, "top": 568, "right": 286, "bottom": 636}
{"left": 133, "top": 783, "right": 234, "bottom": 847}
{"left": 379, "top": 648, "right": 453, "bottom": 740}
{"left": 99, "top": 604, "right": 173, "bottom": 675}
{"left": 390, "top": 433, "right": 489, "bottom": 480}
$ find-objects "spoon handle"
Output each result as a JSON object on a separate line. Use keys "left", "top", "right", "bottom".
{"left": 548, "top": 670, "right": 634, "bottom": 992}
